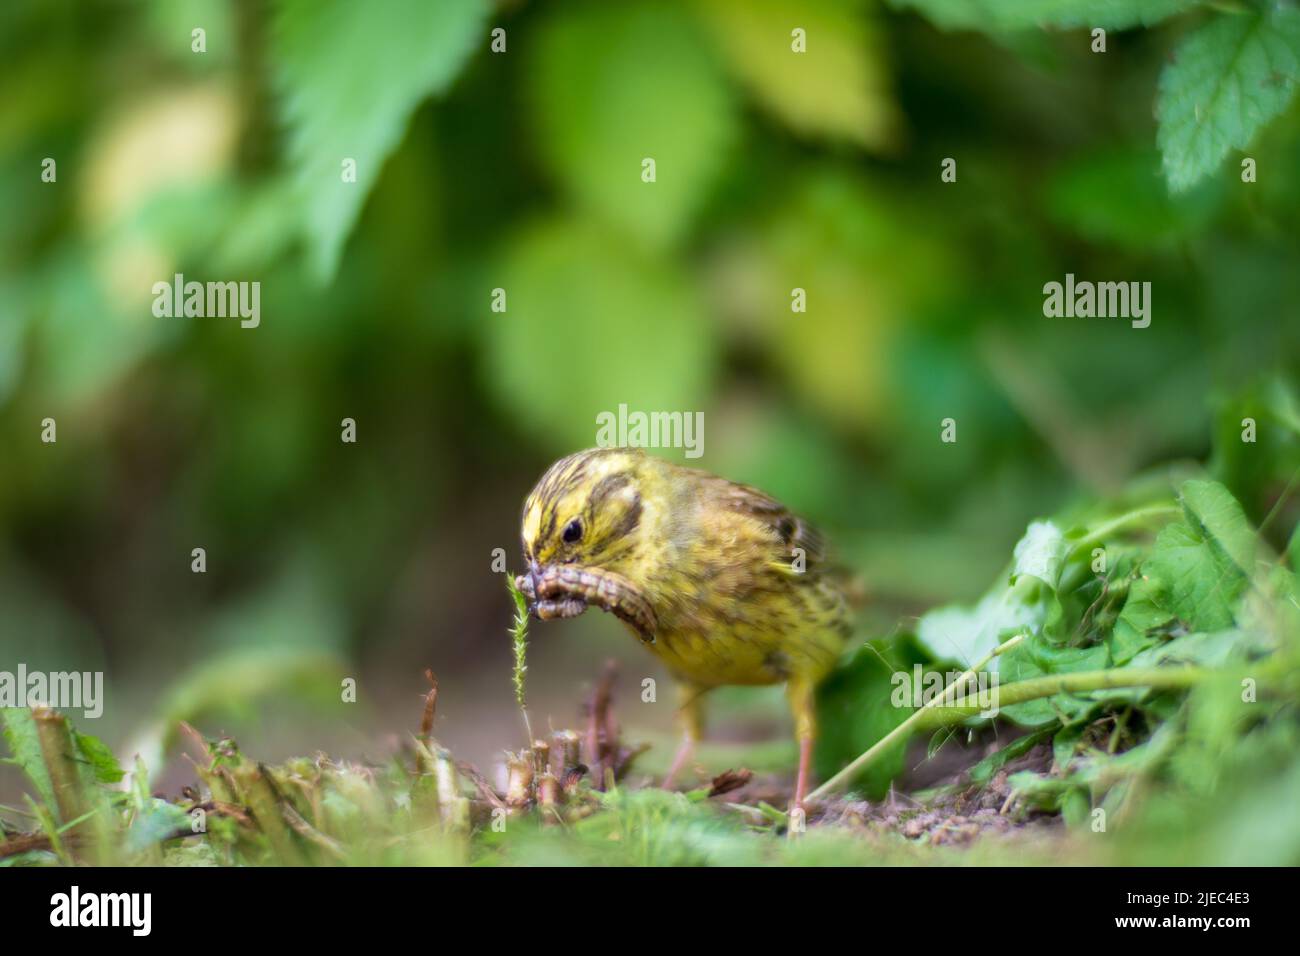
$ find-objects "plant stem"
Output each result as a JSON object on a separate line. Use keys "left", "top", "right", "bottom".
{"left": 506, "top": 574, "right": 534, "bottom": 744}
{"left": 31, "top": 708, "right": 86, "bottom": 827}
{"left": 810, "top": 648, "right": 1215, "bottom": 801}
{"left": 910, "top": 666, "right": 1211, "bottom": 729}
{"left": 1068, "top": 504, "right": 1181, "bottom": 555}
{"left": 235, "top": 763, "right": 308, "bottom": 866}
{"left": 808, "top": 632, "right": 1025, "bottom": 801}
{"left": 812, "top": 504, "right": 1187, "bottom": 802}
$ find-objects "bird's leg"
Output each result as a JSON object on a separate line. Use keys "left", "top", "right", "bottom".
{"left": 786, "top": 677, "right": 817, "bottom": 819}
{"left": 662, "top": 684, "right": 705, "bottom": 790}
{"left": 795, "top": 737, "right": 813, "bottom": 812}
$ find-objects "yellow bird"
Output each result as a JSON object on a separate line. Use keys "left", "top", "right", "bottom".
{"left": 517, "top": 447, "right": 851, "bottom": 810}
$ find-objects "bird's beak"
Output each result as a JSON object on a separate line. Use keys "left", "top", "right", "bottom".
{"left": 528, "top": 560, "right": 541, "bottom": 613}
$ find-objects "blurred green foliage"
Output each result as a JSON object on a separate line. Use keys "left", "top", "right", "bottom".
{"left": 0, "top": 0, "right": 1297, "bottom": 802}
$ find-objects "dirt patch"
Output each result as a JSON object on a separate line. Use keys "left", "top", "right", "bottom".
{"left": 683, "top": 739, "right": 1062, "bottom": 847}
{"left": 816, "top": 744, "right": 1062, "bottom": 845}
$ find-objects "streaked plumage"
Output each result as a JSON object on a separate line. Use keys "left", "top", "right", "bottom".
{"left": 518, "top": 447, "right": 852, "bottom": 808}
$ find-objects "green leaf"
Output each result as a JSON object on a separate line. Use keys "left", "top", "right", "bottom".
{"left": 916, "top": 520, "right": 1075, "bottom": 667}
{"left": 273, "top": 0, "right": 487, "bottom": 282}
{"left": 1045, "top": 146, "right": 1222, "bottom": 249}
{"left": 1147, "top": 493, "right": 1253, "bottom": 629}
{"left": 926, "top": 727, "right": 952, "bottom": 759}
{"left": 891, "top": 0, "right": 1197, "bottom": 32}
{"left": 125, "top": 799, "right": 192, "bottom": 854}
{"left": 1137, "top": 523, "right": 1245, "bottom": 631}
{"left": 1007, "top": 769, "right": 1089, "bottom": 816}
{"left": 1, "top": 708, "right": 57, "bottom": 812}
{"left": 915, "top": 586, "right": 1043, "bottom": 668}
{"left": 1128, "top": 629, "right": 1255, "bottom": 668}
{"left": 814, "top": 638, "right": 928, "bottom": 798}
{"left": 73, "top": 731, "right": 125, "bottom": 785}
{"left": 694, "top": 0, "right": 899, "bottom": 151}
{"left": 1011, "top": 520, "right": 1069, "bottom": 588}
{"left": 1109, "top": 573, "right": 1172, "bottom": 663}
{"left": 530, "top": 1, "right": 737, "bottom": 249}
{"left": 999, "top": 640, "right": 1109, "bottom": 726}
{"left": 1052, "top": 720, "right": 1087, "bottom": 770}
{"left": 969, "top": 727, "right": 1054, "bottom": 784}
{"left": 1112, "top": 481, "right": 1257, "bottom": 657}
{"left": 483, "top": 217, "right": 718, "bottom": 450}
{"left": 1178, "top": 479, "right": 1257, "bottom": 577}
{"left": 1157, "top": 6, "right": 1300, "bottom": 193}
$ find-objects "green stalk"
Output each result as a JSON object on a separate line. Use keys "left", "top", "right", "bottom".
{"left": 32, "top": 707, "right": 112, "bottom": 863}
{"left": 31, "top": 708, "right": 86, "bottom": 827}
{"left": 1067, "top": 504, "right": 1181, "bottom": 556}
{"left": 233, "top": 763, "right": 307, "bottom": 866}
{"left": 813, "top": 503, "right": 1187, "bottom": 802}
{"left": 506, "top": 574, "right": 534, "bottom": 744}
{"left": 910, "top": 666, "right": 1211, "bottom": 730}
{"left": 809, "top": 633, "right": 1026, "bottom": 801}
{"left": 810, "top": 638, "right": 1215, "bottom": 801}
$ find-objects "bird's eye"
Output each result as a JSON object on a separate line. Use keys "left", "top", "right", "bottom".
{"left": 562, "top": 518, "right": 583, "bottom": 544}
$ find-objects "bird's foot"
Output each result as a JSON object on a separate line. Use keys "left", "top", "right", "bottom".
{"left": 789, "top": 735, "right": 813, "bottom": 833}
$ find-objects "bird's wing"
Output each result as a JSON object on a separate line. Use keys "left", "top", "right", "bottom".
{"left": 710, "top": 479, "right": 827, "bottom": 570}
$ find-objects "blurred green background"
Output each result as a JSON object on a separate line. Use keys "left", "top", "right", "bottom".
{"left": 1, "top": 0, "right": 1297, "bottom": 795}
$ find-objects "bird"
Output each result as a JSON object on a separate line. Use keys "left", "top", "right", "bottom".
{"left": 515, "top": 447, "right": 852, "bottom": 812}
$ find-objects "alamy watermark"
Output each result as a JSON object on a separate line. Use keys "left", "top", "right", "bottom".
{"left": 891, "top": 664, "right": 999, "bottom": 718}
{"left": 0, "top": 665, "right": 103, "bottom": 718}
{"left": 595, "top": 403, "right": 704, "bottom": 459}
{"left": 152, "top": 272, "right": 260, "bottom": 329}
{"left": 1043, "top": 273, "right": 1150, "bottom": 328}
{"left": 50, "top": 886, "right": 150, "bottom": 936}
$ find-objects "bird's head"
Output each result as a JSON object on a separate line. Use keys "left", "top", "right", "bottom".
{"left": 520, "top": 447, "right": 650, "bottom": 581}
